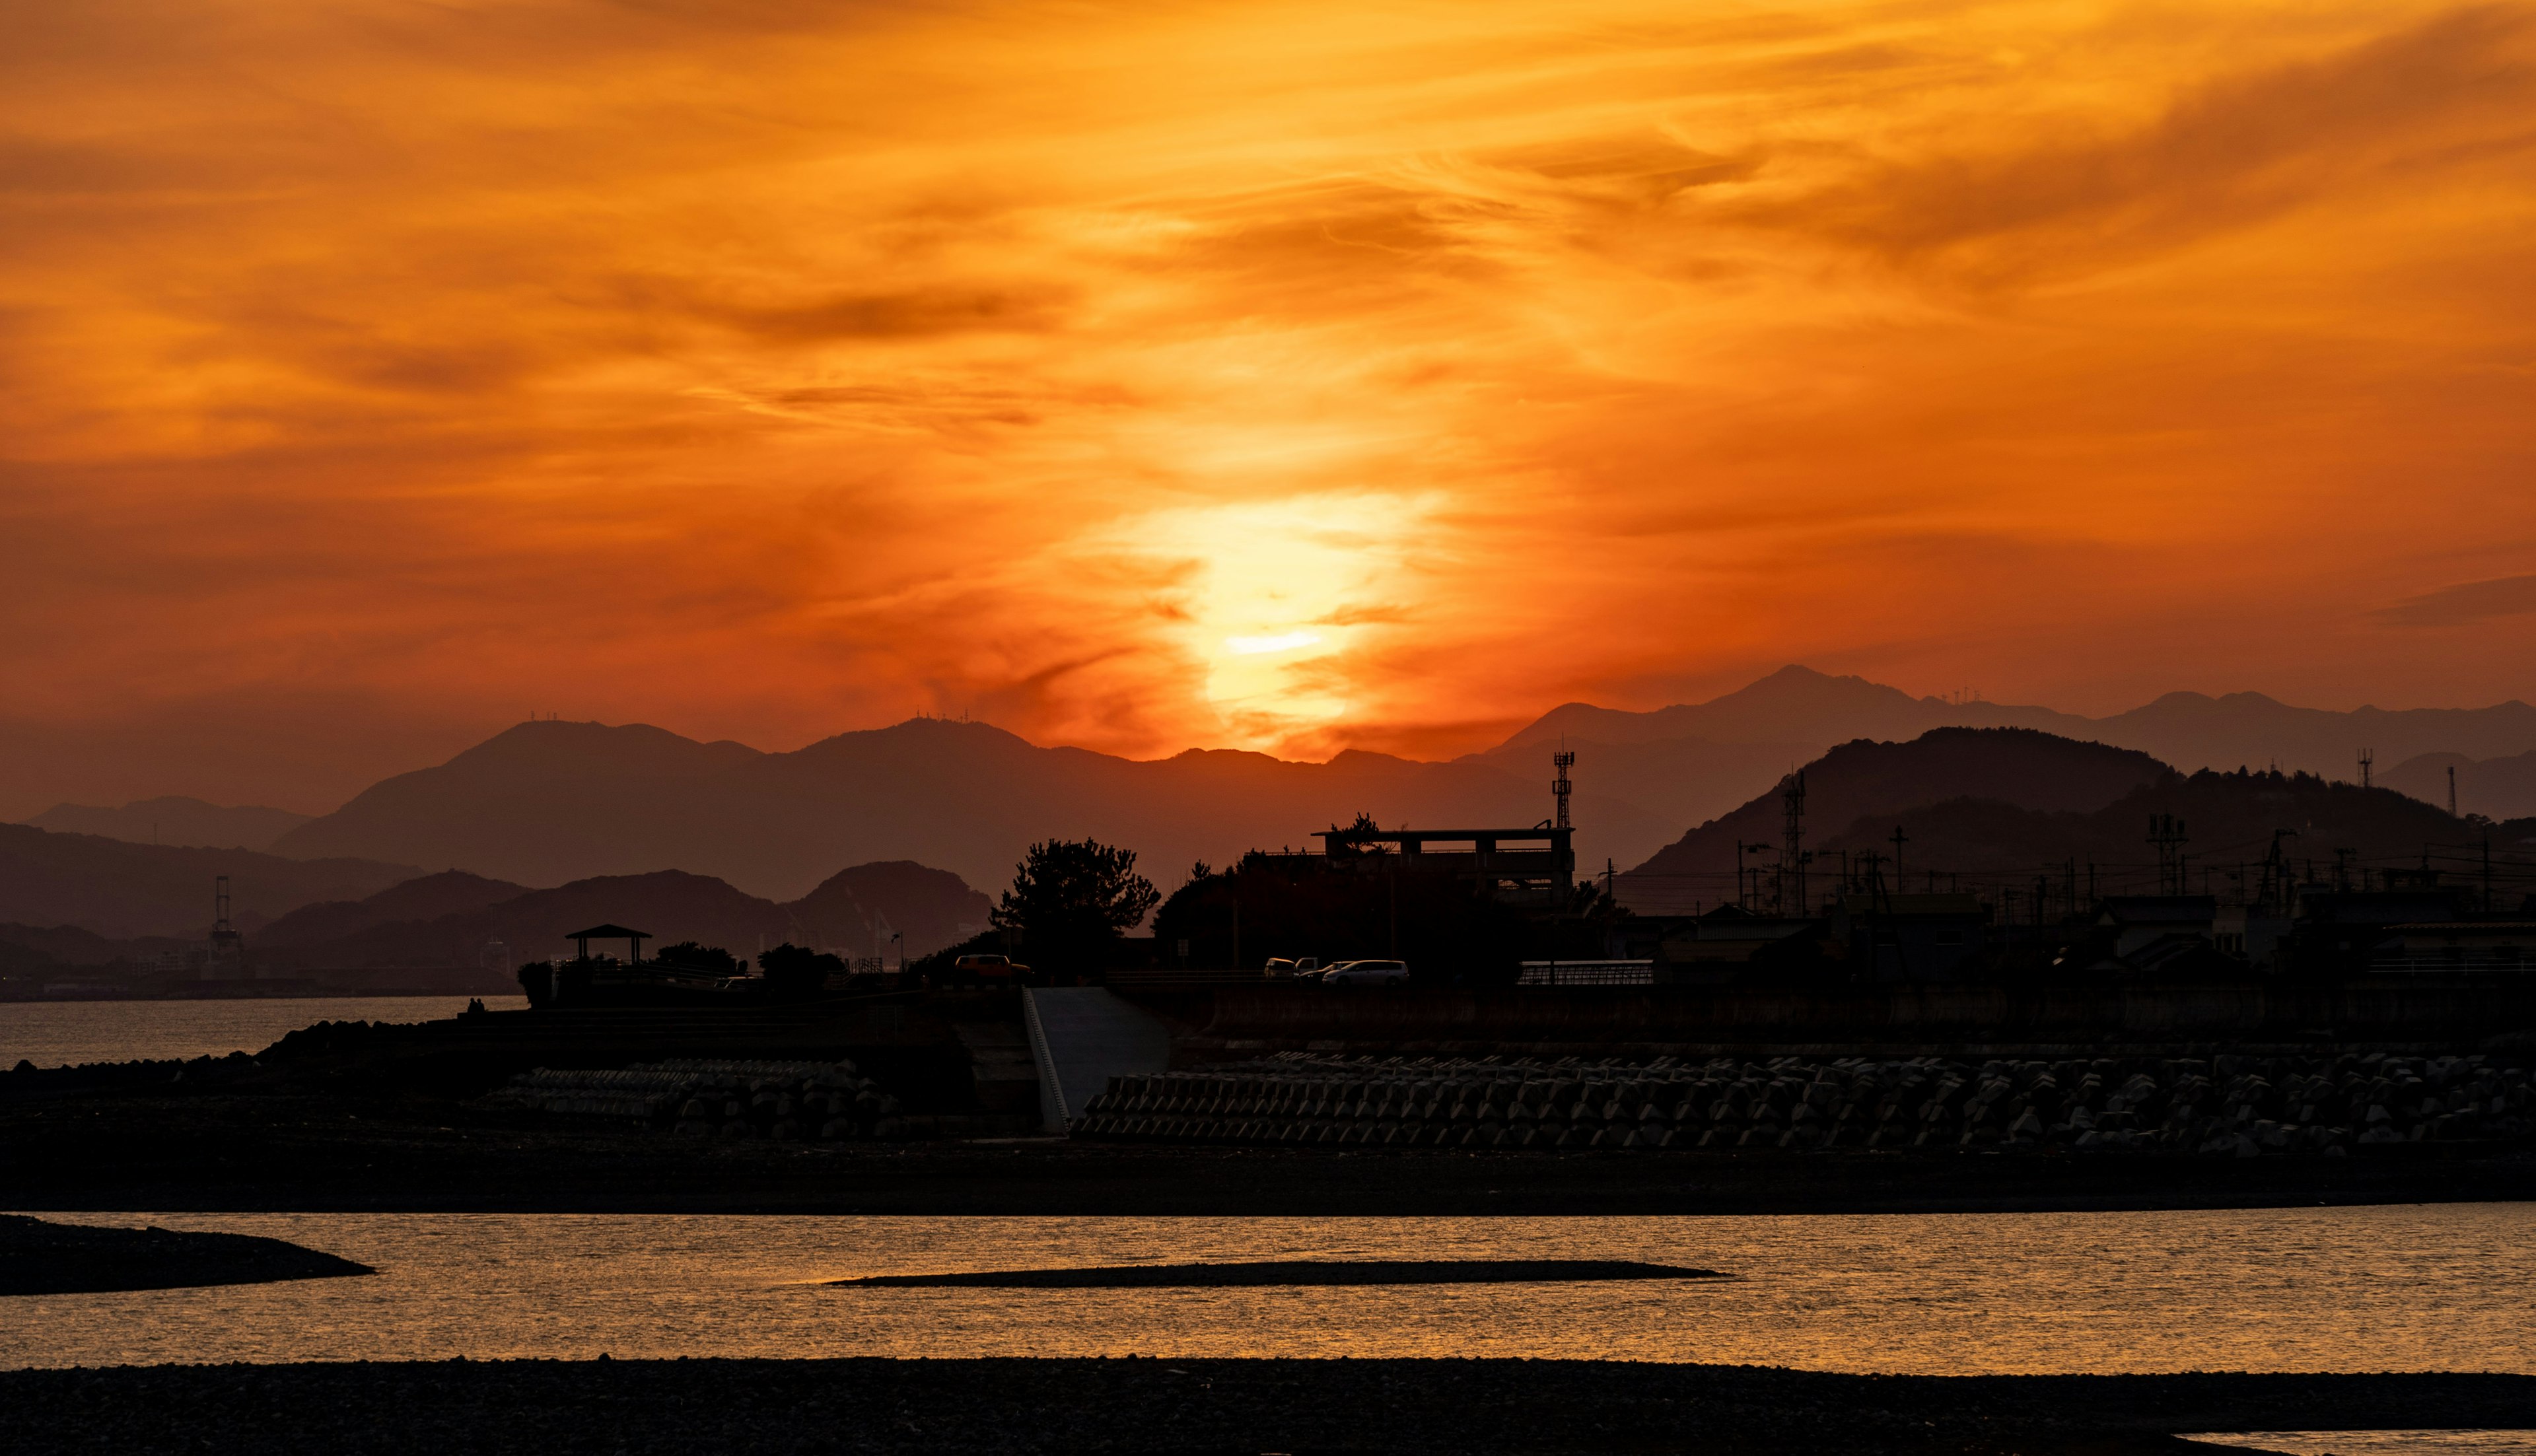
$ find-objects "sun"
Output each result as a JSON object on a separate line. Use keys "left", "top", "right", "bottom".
{"left": 1107, "top": 492, "right": 1432, "bottom": 747}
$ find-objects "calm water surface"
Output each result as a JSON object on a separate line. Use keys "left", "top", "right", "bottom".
{"left": 5, "top": 1204, "right": 2528, "bottom": 1372}
{"left": 0, "top": 995, "right": 526, "bottom": 1068}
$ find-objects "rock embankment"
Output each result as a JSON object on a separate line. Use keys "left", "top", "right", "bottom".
{"left": 477, "top": 1058, "right": 903, "bottom": 1140}
{"left": 830, "top": 1259, "right": 1722, "bottom": 1288}
{"left": 0, "top": 1214, "right": 372, "bottom": 1296}
{"left": 5, "top": 1360, "right": 2532, "bottom": 1455}
{"left": 1073, "top": 1051, "right": 2534, "bottom": 1154}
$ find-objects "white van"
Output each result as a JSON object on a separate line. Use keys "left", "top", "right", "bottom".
{"left": 1320, "top": 959, "right": 1409, "bottom": 985}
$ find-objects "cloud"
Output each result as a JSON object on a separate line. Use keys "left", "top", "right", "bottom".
{"left": 2375, "top": 574, "right": 2536, "bottom": 627}
{"left": 1740, "top": 5, "right": 2536, "bottom": 278}
{"left": 2, "top": 0, "right": 2534, "bottom": 811}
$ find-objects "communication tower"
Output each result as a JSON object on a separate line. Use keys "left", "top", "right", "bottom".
{"left": 207, "top": 874, "right": 246, "bottom": 978}
{"left": 2146, "top": 814, "right": 2190, "bottom": 895}
{"left": 2358, "top": 747, "right": 2374, "bottom": 790}
{"left": 1551, "top": 747, "right": 1575, "bottom": 831}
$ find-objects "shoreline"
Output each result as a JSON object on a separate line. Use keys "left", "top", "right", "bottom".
{"left": 5, "top": 1093, "right": 2532, "bottom": 1214}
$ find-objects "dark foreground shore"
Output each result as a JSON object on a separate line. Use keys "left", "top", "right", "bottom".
{"left": 6, "top": 1091, "right": 2534, "bottom": 1213}
{"left": 6, "top": 1360, "right": 2530, "bottom": 1455}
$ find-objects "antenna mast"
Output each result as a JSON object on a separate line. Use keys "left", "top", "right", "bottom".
{"left": 2358, "top": 747, "right": 2374, "bottom": 790}
{"left": 1551, "top": 747, "right": 1575, "bottom": 831}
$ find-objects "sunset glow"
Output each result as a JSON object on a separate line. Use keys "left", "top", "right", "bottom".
{"left": 5, "top": 0, "right": 2535, "bottom": 810}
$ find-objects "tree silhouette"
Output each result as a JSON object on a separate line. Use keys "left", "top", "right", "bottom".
{"left": 991, "top": 839, "right": 1160, "bottom": 971}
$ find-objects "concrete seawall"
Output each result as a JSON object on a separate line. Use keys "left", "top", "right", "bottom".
{"left": 1174, "top": 979, "right": 2536, "bottom": 1058}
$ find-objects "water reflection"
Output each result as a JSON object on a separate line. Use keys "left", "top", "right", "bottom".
{"left": 4, "top": 1204, "right": 2528, "bottom": 1372}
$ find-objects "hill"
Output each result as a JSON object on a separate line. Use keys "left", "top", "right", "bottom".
{"left": 1619, "top": 729, "right": 2171, "bottom": 911}
{"left": 3, "top": 854, "right": 992, "bottom": 975}
{"left": 270, "top": 718, "right": 1671, "bottom": 901}
{"left": 0, "top": 824, "right": 423, "bottom": 940}
{"left": 1490, "top": 666, "right": 2536, "bottom": 835}
{"left": 2385, "top": 749, "right": 2536, "bottom": 821}
{"left": 253, "top": 860, "right": 992, "bottom": 971}
{"left": 1621, "top": 728, "right": 2535, "bottom": 915}
{"left": 23, "top": 796, "right": 314, "bottom": 852}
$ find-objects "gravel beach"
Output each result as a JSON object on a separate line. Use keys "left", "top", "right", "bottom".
{"left": 5, "top": 1359, "right": 2531, "bottom": 1455}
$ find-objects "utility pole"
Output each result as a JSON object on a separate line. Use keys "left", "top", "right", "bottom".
{"left": 1888, "top": 825, "right": 1909, "bottom": 889}
{"left": 2358, "top": 747, "right": 2374, "bottom": 790}
{"left": 1779, "top": 771, "right": 1808, "bottom": 917}
{"left": 1739, "top": 841, "right": 1774, "bottom": 911}
{"left": 2448, "top": 765, "right": 2459, "bottom": 817}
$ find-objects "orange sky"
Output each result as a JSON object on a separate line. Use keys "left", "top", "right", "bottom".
{"left": 4, "top": 0, "right": 2534, "bottom": 814}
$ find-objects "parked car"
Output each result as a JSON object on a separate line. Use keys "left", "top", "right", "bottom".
{"left": 1320, "top": 959, "right": 1409, "bottom": 985}
{"left": 951, "top": 953, "right": 1030, "bottom": 985}
{"left": 1263, "top": 957, "right": 1323, "bottom": 979}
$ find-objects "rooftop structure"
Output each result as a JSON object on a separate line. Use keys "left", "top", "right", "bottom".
{"left": 1314, "top": 824, "right": 1575, "bottom": 905}
{"left": 566, "top": 923, "right": 651, "bottom": 963}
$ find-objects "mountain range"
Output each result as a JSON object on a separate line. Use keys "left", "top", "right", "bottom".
{"left": 23, "top": 796, "right": 313, "bottom": 852}
{"left": 265, "top": 718, "right": 1672, "bottom": 903}
{"left": 1490, "top": 666, "right": 2536, "bottom": 837}
{"left": 18, "top": 665, "right": 2536, "bottom": 924}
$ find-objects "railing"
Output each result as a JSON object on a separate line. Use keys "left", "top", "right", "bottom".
{"left": 1105, "top": 967, "right": 1289, "bottom": 987}
{"left": 1516, "top": 959, "right": 1656, "bottom": 987}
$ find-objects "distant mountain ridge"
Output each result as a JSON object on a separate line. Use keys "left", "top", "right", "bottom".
{"left": 83, "top": 665, "right": 2536, "bottom": 913}
{"left": 22, "top": 796, "right": 313, "bottom": 852}
{"left": 1485, "top": 665, "right": 2536, "bottom": 842}
{"left": 2385, "top": 749, "right": 2536, "bottom": 821}
{"left": 1497, "top": 664, "right": 2536, "bottom": 776}
{"left": 271, "top": 718, "right": 1669, "bottom": 901}
{"left": 0, "top": 823, "right": 423, "bottom": 940}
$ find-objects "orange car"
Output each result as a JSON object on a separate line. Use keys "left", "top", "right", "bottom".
{"left": 952, "top": 953, "right": 1031, "bottom": 983}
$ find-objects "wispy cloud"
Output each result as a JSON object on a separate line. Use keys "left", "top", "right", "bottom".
{"left": 2376, "top": 574, "right": 2536, "bottom": 627}
{"left": 1, "top": 0, "right": 2533, "bottom": 810}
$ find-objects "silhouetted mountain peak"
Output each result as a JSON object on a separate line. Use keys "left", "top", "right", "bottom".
{"left": 450, "top": 720, "right": 762, "bottom": 778}
{"left": 788, "top": 716, "right": 1043, "bottom": 764}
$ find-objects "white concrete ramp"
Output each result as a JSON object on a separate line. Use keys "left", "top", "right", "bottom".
{"left": 1022, "top": 987, "right": 1174, "bottom": 1132}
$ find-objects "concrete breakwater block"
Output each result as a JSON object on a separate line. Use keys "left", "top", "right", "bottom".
{"left": 829, "top": 1259, "right": 1724, "bottom": 1288}
{"left": 1069, "top": 1049, "right": 2533, "bottom": 1155}
{"left": 0, "top": 1214, "right": 373, "bottom": 1297}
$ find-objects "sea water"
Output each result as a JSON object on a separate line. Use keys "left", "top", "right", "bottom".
{"left": 0, "top": 996, "right": 528, "bottom": 1068}
{"left": 4, "top": 1203, "right": 2529, "bottom": 1373}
